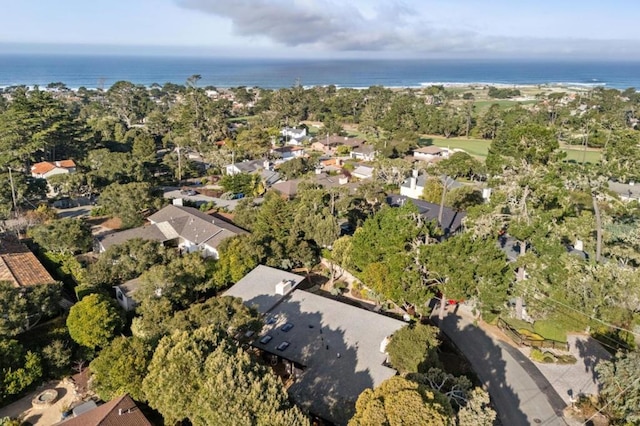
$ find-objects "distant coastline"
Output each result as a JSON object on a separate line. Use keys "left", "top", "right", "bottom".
{"left": 0, "top": 55, "right": 638, "bottom": 90}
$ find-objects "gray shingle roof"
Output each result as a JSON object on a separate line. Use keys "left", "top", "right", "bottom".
{"left": 386, "top": 194, "right": 466, "bottom": 235}
{"left": 150, "top": 205, "right": 247, "bottom": 247}
{"left": 97, "top": 225, "right": 169, "bottom": 251}
{"left": 99, "top": 205, "right": 247, "bottom": 252}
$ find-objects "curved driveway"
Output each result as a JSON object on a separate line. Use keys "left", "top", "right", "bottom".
{"left": 435, "top": 307, "right": 567, "bottom": 426}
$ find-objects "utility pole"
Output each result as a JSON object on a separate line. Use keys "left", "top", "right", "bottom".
{"left": 177, "top": 145, "right": 182, "bottom": 184}
{"left": 438, "top": 175, "right": 450, "bottom": 226}
{"left": 8, "top": 167, "right": 18, "bottom": 218}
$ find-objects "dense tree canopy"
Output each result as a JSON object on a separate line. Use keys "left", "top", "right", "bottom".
{"left": 28, "top": 218, "right": 92, "bottom": 254}
{"left": 89, "top": 336, "right": 150, "bottom": 402}
{"left": 387, "top": 324, "right": 441, "bottom": 374}
{"left": 66, "top": 293, "right": 125, "bottom": 350}
{"left": 596, "top": 350, "right": 640, "bottom": 424}
{"left": 349, "top": 376, "right": 452, "bottom": 426}
{"left": 0, "top": 281, "right": 62, "bottom": 336}
{"left": 143, "top": 327, "right": 308, "bottom": 425}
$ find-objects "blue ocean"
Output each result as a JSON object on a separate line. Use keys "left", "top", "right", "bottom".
{"left": 0, "top": 54, "right": 639, "bottom": 90}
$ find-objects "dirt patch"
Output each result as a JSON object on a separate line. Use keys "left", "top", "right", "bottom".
{"left": 98, "top": 217, "right": 122, "bottom": 230}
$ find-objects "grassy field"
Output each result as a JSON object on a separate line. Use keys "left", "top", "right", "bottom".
{"left": 563, "top": 148, "right": 602, "bottom": 163}
{"left": 473, "top": 99, "right": 537, "bottom": 113}
{"left": 423, "top": 136, "right": 490, "bottom": 158}
{"left": 424, "top": 135, "right": 602, "bottom": 163}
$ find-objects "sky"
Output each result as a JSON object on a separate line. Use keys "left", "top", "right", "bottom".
{"left": 1, "top": 0, "right": 639, "bottom": 59}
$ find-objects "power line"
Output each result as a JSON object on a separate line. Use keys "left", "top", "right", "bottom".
{"left": 513, "top": 274, "right": 639, "bottom": 340}
{"left": 581, "top": 375, "right": 640, "bottom": 426}
{"left": 538, "top": 294, "right": 640, "bottom": 338}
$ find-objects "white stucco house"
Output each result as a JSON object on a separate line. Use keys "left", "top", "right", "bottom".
{"left": 31, "top": 160, "right": 76, "bottom": 179}
{"left": 413, "top": 146, "right": 450, "bottom": 161}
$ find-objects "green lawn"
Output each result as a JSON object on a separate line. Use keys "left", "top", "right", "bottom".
{"left": 423, "top": 135, "right": 602, "bottom": 163}
{"left": 501, "top": 317, "right": 568, "bottom": 343}
{"left": 473, "top": 99, "right": 537, "bottom": 113}
{"left": 424, "top": 136, "right": 490, "bottom": 159}
{"left": 563, "top": 148, "right": 602, "bottom": 163}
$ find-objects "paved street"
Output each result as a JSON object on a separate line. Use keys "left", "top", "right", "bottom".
{"left": 434, "top": 306, "right": 567, "bottom": 426}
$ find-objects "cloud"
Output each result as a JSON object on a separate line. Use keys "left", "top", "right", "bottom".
{"left": 175, "top": 0, "right": 640, "bottom": 58}
{"left": 176, "top": 0, "right": 419, "bottom": 51}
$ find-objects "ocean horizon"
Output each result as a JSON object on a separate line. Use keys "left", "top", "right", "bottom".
{"left": 1, "top": 54, "right": 639, "bottom": 90}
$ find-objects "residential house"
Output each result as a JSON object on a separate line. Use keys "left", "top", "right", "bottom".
{"left": 271, "top": 172, "right": 361, "bottom": 199}
{"left": 311, "top": 136, "right": 366, "bottom": 156}
{"left": 608, "top": 180, "right": 640, "bottom": 202}
{"left": 271, "top": 180, "right": 300, "bottom": 200}
{"left": 281, "top": 126, "right": 307, "bottom": 140}
{"left": 225, "top": 159, "right": 270, "bottom": 175}
{"left": 350, "top": 145, "right": 376, "bottom": 161}
{"left": 55, "top": 394, "right": 152, "bottom": 426}
{"left": 270, "top": 146, "right": 305, "bottom": 161}
{"left": 0, "top": 235, "right": 56, "bottom": 288}
{"left": 399, "top": 171, "right": 462, "bottom": 200}
{"left": 341, "top": 137, "right": 366, "bottom": 150}
{"left": 114, "top": 278, "right": 141, "bottom": 311}
{"left": 96, "top": 204, "right": 247, "bottom": 258}
{"left": 225, "top": 159, "right": 281, "bottom": 187}
{"left": 224, "top": 265, "right": 406, "bottom": 425}
{"left": 413, "top": 146, "right": 450, "bottom": 161}
{"left": 351, "top": 165, "right": 374, "bottom": 180}
{"left": 281, "top": 127, "right": 309, "bottom": 145}
{"left": 386, "top": 194, "right": 466, "bottom": 235}
{"left": 31, "top": 160, "right": 76, "bottom": 179}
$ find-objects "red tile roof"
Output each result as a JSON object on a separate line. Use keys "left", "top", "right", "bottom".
{"left": 57, "top": 159, "right": 76, "bottom": 168}
{"left": 31, "top": 160, "right": 75, "bottom": 175}
{"left": 0, "top": 237, "right": 56, "bottom": 287}
{"left": 31, "top": 162, "right": 57, "bottom": 175}
{"left": 57, "top": 395, "right": 152, "bottom": 426}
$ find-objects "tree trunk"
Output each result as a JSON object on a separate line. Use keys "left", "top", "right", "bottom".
{"left": 593, "top": 193, "right": 602, "bottom": 263}
{"left": 438, "top": 292, "right": 447, "bottom": 321}
{"left": 515, "top": 240, "right": 527, "bottom": 320}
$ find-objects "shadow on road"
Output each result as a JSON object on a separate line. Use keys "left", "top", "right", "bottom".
{"left": 437, "top": 313, "right": 529, "bottom": 426}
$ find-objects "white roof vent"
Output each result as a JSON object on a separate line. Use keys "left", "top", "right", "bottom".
{"left": 275, "top": 279, "right": 295, "bottom": 296}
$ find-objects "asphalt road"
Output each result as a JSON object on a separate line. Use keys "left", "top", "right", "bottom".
{"left": 435, "top": 307, "right": 567, "bottom": 426}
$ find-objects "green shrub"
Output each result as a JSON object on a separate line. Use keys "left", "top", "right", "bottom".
{"left": 519, "top": 329, "right": 544, "bottom": 341}
{"left": 530, "top": 348, "right": 556, "bottom": 363}
{"left": 556, "top": 354, "right": 577, "bottom": 364}
{"left": 90, "top": 206, "right": 108, "bottom": 216}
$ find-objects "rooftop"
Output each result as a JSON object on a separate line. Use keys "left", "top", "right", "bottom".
{"left": 31, "top": 159, "right": 76, "bottom": 175}
{"left": 386, "top": 194, "right": 466, "bottom": 235}
{"left": 97, "top": 225, "right": 168, "bottom": 251}
{"left": 98, "top": 205, "right": 247, "bottom": 252}
{"left": 414, "top": 145, "right": 446, "bottom": 155}
{"left": 608, "top": 180, "right": 640, "bottom": 199}
{"left": 225, "top": 265, "right": 406, "bottom": 425}
{"left": 252, "top": 289, "right": 406, "bottom": 424}
{"left": 223, "top": 265, "right": 305, "bottom": 314}
{"left": 0, "top": 236, "right": 56, "bottom": 287}
{"left": 56, "top": 394, "right": 152, "bottom": 426}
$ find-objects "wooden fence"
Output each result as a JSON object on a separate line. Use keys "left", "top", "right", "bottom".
{"left": 497, "top": 318, "right": 569, "bottom": 351}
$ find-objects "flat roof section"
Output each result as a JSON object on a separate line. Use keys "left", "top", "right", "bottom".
{"left": 252, "top": 290, "right": 406, "bottom": 425}
{"left": 223, "top": 265, "right": 305, "bottom": 314}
